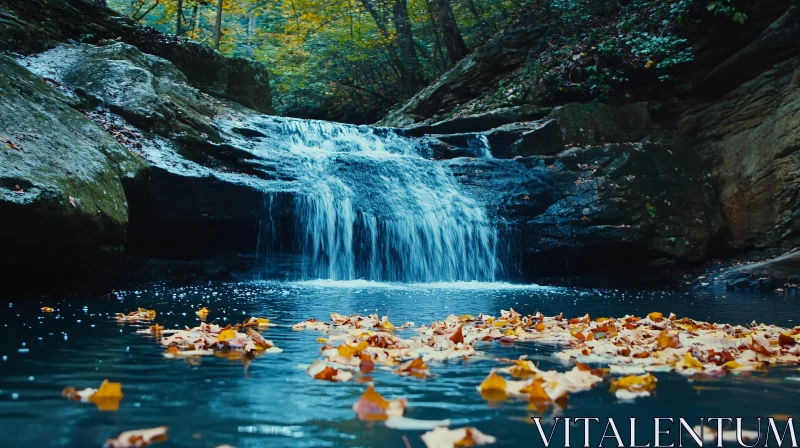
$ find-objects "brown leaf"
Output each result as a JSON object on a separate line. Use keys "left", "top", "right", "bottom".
{"left": 449, "top": 325, "right": 465, "bottom": 344}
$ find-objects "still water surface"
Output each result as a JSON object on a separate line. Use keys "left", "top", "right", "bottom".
{"left": 1, "top": 281, "right": 798, "bottom": 447}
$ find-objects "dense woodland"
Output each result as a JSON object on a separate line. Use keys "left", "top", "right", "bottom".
{"left": 107, "top": 0, "right": 749, "bottom": 123}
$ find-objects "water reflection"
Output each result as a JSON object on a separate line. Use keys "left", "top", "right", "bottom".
{"left": 1, "top": 282, "right": 798, "bottom": 447}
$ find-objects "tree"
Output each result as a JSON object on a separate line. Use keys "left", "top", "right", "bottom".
{"left": 214, "top": 0, "right": 224, "bottom": 50}
{"left": 393, "top": 0, "right": 424, "bottom": 94}
{"left": 176, "top": 0, "right": 184, "bottom": 35}
{"left": 432, "top": 0, "right": 468, "bottom": 65}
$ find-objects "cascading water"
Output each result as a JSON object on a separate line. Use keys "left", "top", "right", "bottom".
{"left": 233, "top": 116, "right": 502, "bottom": 283}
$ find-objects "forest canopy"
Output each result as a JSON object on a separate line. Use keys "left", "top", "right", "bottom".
{"left": 108, "top": 0, "right": 750, "bottom": 123}
{"left": 108, "top": 0, "right": 532, "bottom": 123}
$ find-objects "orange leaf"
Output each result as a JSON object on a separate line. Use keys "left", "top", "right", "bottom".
{"left": 314, "top": 366, "right": 339, "bottom": 381}
{"left": 527, "top": 380, "right": 550, "bottom": 404}
{"left": 450, "top": 325, "right": 465, "bottom": 344}
{"left": 656, "top": 330, "right": 680, "bottom": 349}
{"left": 353, "top": 384, "right": 405, "bottom": 421}
{"left": 570, "top": 330, "right": 586, "bottom": 340}
{"left": 750, "top": 337, "right": 775, "bottom": 356}
{"left": 778, "top": 333, "right": 796, "bottom": 346}
{"left": 535, "top": 321, "right": 545, "bottom": 332}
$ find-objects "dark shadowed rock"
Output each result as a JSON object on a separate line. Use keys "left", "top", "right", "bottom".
{"left": 549, "top": 102, "right": 654, "bottom": 146}
{"left": 701, "top": 251, "right": 800, "bottom": 292}
{"left": 448, "top": 134, "right": 723, "bottom": 283}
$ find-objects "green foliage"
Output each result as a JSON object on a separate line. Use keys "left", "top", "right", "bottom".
{"left": 105, "top": 0, "right": 751, "bottom": 122}
{"left": 707, "top": 0, "right": 747, "bottom": 23}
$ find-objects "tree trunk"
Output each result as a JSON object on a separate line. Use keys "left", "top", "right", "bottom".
{"left": 432, "top": 0, "right": 468, "bottom": 65}
{"left": 424, "top": 0, "right": 448, "bottom": 71}
{"left": 392, "top": 0, "right": 423, "bottom": 94}
{"left": 188, "top": 5, "right": 198, "bottom": 34}
{"left": 214, "top": 0, "right": 224, "bottom": 51}
{"left": 175, "top": 0, "right": 183, "bottom": 36}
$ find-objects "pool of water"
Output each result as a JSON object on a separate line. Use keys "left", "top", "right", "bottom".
{"left": 1, "top": 281, "right": 798, "bottom": 447}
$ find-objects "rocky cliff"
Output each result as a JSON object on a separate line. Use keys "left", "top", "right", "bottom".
{"left": 2, "top": 0, "right": 798, "bottom": 290}
{"left": 0, "top": 0, "right": 277, "bottom": 288}
{"left": 382, "top": 1, "right": 800, "bottom": 288}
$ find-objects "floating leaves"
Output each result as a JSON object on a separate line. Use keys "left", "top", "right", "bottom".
{"left": 116, "top": 308, "right": 156, "bottom": 322}
{"left": 41, "top": 307, "right": 54, "bottom": 313}
{"left": 105, "top": 426, "right": 168, "bottom": 448}
{"left": 307, "top": 360, "right": 354, "bottom": 382}
{"left": 352, "top": 384, "right": 407, "bottom": 421}
{"left": 196, "top": 307, "right": 209, "bottom": 319}
{"left": 63, "top": 379, "right": 123, "bottom": 411}
{"left": 421, "top": 427, "right": 496, "bottom": 448}
{"left": 396, "top": 358, "right": 432, "bottom": 378}
{"left": 609, "top": 373, "right": 657, "bottom": 400}
{"left": 155, "top": 322, "right": 282, "bottom": 358}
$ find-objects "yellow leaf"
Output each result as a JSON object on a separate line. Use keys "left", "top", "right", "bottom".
{"left": 509, "top": 360, "right": 538, "bottom": 378}
{"left": 256, "top": 318, "right": 270, "bottom": 326}
{"left": 480, "top": 370, "right": 506, "bottom": 391}
{"left": 89, "top": 380, "right": 123, "bottom": 411}
{"left": 722, "top": 360, "right": 742, "bottom": 370}
{"left": 41, "top": 307, "right": 54, "bottom": 313}
{"left": 493, "top": 320, "right": 508, "bottom": 327}
{"left": 647, "top": 312, "right": 663, "bottom": 321}
{"left": 337, "top": 340, "right": 369, "bottom": 357}
{"left": 197, "top": 307, "right": 209, "bottom": 319}
{"left": 683, "top": 353, "right": 704, "bottom": 370}
{"left": 609, "top": 373, "right": 657, "bottom": 393}
{"left": 535, "top": 321, "right": 545, "bottom": 332}
{"left": 458, "top": 314, "right": 475, "bottom": 322}
{"left": 316, "top": 338, "right": 329, "bottom": 343}
{"left": 138, "top": 308, "right": 156, "bottom": 320}
{"left": 504, "top": 328, "right": 517, "bottom": 336}
{"left": 217, "top": 329, "right": 237, "bottom": 342}
{"left": 381, "top": 316, "right": 395, "bottom": 330}
{"left": 645, "top": 60, "right": 655, "bottom": 68}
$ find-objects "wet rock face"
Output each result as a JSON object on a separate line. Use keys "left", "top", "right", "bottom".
{"left": 447, "top": 135, "right": 724, "bottom": 283}
{"left": 20, "top": 42, "right": 290, "bottom": 261}
{"left": 678, "top": 33, "right": 800, "bottom": 255}
{"left": 0, "top": 55, "right": 147, "bottom": 271}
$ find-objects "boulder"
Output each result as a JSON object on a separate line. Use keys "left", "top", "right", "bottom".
{"left": 0, "top": 55, "right": 147, "bottom": 272}
{"left": 700, "top": 251, "right": 800, "bottom": 292}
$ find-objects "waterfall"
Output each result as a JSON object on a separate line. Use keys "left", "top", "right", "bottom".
{"left": 234, "top": 116, "right": 501, "bottom": 283}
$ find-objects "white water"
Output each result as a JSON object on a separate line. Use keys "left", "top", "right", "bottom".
{"left": 238, "top": 116, "right": 502, "bottom": 283}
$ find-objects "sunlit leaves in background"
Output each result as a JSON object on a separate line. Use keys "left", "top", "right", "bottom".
{"left": 107, "top": 0, "right": 536, "bottom": 122}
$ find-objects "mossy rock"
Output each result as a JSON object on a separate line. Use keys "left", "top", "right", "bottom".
{"left": 0, "top": 55, "right": 147, "bottom": 269}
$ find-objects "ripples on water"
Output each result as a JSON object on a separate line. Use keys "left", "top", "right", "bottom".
{"left": 1, "top": 282, "right": 798, "bottom": 447}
